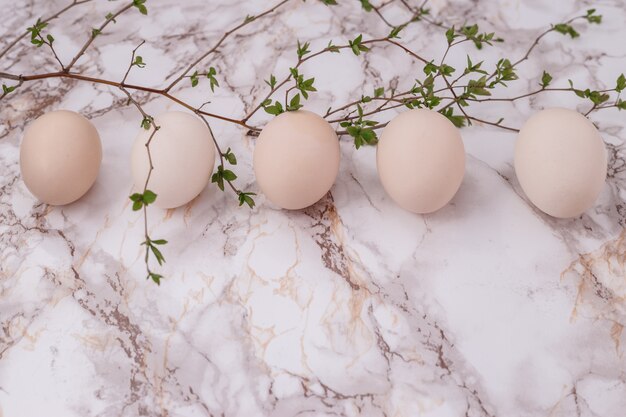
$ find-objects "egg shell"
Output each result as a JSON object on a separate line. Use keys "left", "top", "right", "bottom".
{"left": 20, "top": 110, "right": 102, "bottom": 205}
{"left": 253, "top": 110, "right": 340, "bottom": 210}
{"left": 376, "top": 108, "right": 465, "bottom": 214}
{"left": 131, "top": 111, "right": 216, "bottom": 209}
{"left": 514, "top": 107, "right": 607, "bottom": 218}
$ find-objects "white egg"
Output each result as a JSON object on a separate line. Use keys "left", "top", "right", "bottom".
{"left": 377, "top": 108, "right": 465, "bottom": 213}
{"left": 514, "top": 107, "right": 607, "bottom": 218}
{"left": 20, "top": 110, "right": 102, "bottom": 205}
{"left": 131, "top": 111, "right": 216, "bottom": 209}
{"left": 253, "top": 110, "right": 340, "bottom": 210}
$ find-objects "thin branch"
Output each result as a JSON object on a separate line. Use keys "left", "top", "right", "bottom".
{"left": 164, "top": 0, "right": 291, "bottom": 92}
{"left": 0, "top": 0, "right": 93, "bottom": 60}
{"left": 65, "top": 1, "right": 135, "bottom": 71}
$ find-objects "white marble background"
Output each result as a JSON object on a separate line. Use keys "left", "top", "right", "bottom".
{"left": 0, "top": 0, "right": 625, "bottom": 416}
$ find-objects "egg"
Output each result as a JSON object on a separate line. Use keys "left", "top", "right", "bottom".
{"left": 514, "top": 107, "right": 607, "bottom": 218}
{"left": 376, "top": 108, "right": 465, "bottom": 213}
{"left": 20, "top": 110, "right": 102, "bottom": 205}
{"left": 253, "top": 110, "right": 340, "bottom": 210}
{"left": 131, "top": 111, "right": 215, "bottom": 209}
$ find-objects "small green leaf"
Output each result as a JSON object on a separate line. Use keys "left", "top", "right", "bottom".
{"left": 265, "top": 74, "right": 277, "bottom": 89}
{"left": 143, "top": 190, "right": 157, "bottom": 205}
{"left": 616, "top": 74, "right": 626, "bottom": 93}
{"left": 389, "top": 24, "right": 407, "bottom": 39}
{"left": 359, "top": 0, "right": 373, "bottom": 11}
{"left": 445, "top": 26, "right": 456, "bottom": 44}
{"left": 540, "top": 71, "right": 552, "bottom": 88}
{"left": 296, "top": 40, "right": 311, "bottom": 59}
{"left": 141, "top": 116, "right": 152, "bottom": 130}
{"left": 349, "top": 34, "right": 369, "bottom": 56}
{"left": 91, "top": 28, "right": 101, "bottom": 38}
{"left": 148, "top": 272, "right": 163, "bottom": 285}
{"left": 238, "top": 192, "right": 257, "bottom": 208}
{"left": 133, "top": 55, "right": 146, "bottom": 68}
{"left": 554, "top": 23, "right": 579, "bottom": 38}
{"left": 133, "top": 0, "right": 148, "bottom": 15}
{"left": 224, "top": 148, "right": 237, "bottom": 165}
{"left": 287, "top": 93, "right": 303, "bottom": 111}
{"left": 374, "top": 87, "right": 384, "bottom": 97}
{"left": 190, "top": 71, "right": 199, "bottom": 87}
{"left": 2, "top": 84, "right": 16, "bottom": 95}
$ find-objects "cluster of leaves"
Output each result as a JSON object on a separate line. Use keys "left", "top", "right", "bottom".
{"left": 129, "top": 190, "right": 167, "bottom": 284}
{"left": 133, "top": 0, "right": 148, "bottom": 15}
{"left": 190, "top": 67, "right": 219, "bottom": 91}
{"left": 26, "top": 19, "right": 55, "bottom": 48}
{"left": 209, "top": 147, "right": 256, "bottom": 208}
{"left": 340, "top": 104, "right": 378, "bottom": 149}
{"left": 211, "top": 148, "right": 238, "bottom": 191}
{"left": 446, "top": 24, "right": 501, "bottom": 49}
{"left": 263, "top": 59, "right": 316, "bottom": 115}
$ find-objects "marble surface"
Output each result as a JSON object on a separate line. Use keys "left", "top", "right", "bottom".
{"left": 1, "top": 0, "right": 625, "bottom": 416}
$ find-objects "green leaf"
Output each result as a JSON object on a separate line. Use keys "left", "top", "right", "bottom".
{"left": 388, "top": 24, "right": 407, "bottom": 39}
{"left": 105, "top": 12, "right": 116, "bottom": 23}
{"left": 585, "top": 9, "right": 602, "bottom": 24}
{"left": 445, "top": 26, "right": 456, "bottom": 45}
{"left": 296, "top": 40, "right": 311, "bottom": 59}
{"left": 616, "top": 74, "right": 626, "bottom": 93}
{"left": 287, "top": 93, "right": 303, "bottom": 111}
{"left": 190, "top": 71, "right": 199, "bottom": 87}
{"left": 46, "top": 34, "right": 54, "bottom": 44}
{"left": 617, "top": 99, "right": 626, "bottom": 110}
{"left": 142, "top": 189, "right": 157, "bottom": 205}
{"left": 150, "top": 244, "right": 165, "bottom": 266}
{"left": 265, "top": 74, "right": 277, "bottom": 89}
{"left": 540, "top": 71, "right": 552, "bottom": 88}
{"left": 151, "top": 239, "right": 168, "bottom": 245}
{"left": 423, "top": 61, "right": 438, "bottom": 75}
{"left": 374, "top": 87, "right": 384, "bottom": 97}
{"left": 224, "top": 148, "right": 237, "bottom": 165}
{"left": 440, "top": 64, "right": 455, "bottom": 76}
{"left": 2, "top": 84, "right": 16, "bottom": 95}
{"left": 320, "top": 0, "right": 338, "bottom": 4}
{"left": 359, "top": 0, "right": 373, "bottom": 11}
{"left": 349, "top": 34, "right": 369, "bottom": 56}
{"left": 326, "top": 40, "right": 340, "bottom": 53}
{"left": 133, "top": 55, "right": 146, "bottom": 68}
{"left": 91, "top": 28, "right": 101, "bottom": 38}
{"left": 238, "top": 192, "right": 257, "bottom": 208}
{"left": 263, "top": 100, "right": 284, "bottom": 116}
{"left": 141, "top": 116, "right": 152, "bottom": 130}
{"left": 133, "top": 0, "right": 148, "bottom": 15}
{"left": 554, "top": 23, "right": 579, "bottom": 38}
{"left": 206, "top": 66, "right": 219, "bottom": 92}
{"left": 148, "top": 272, "right": 163, "bottom": 285}
{"left": 439, "top": 108, "right": 466, "bottom": 128}
{"left": 221, "top": 169, "right": 237, "bottom": 181}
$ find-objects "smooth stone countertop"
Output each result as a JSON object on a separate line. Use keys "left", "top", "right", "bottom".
{"left": 0, "top": 0, "right": 625, "bottom": 416}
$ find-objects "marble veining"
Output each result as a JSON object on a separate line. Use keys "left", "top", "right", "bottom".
{"left": 0, "top": 0, "right": 625, "bottom": 416}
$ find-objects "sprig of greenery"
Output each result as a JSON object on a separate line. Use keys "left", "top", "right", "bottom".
{"left": 340, "top": 104, "right": 378, "bottom": 149}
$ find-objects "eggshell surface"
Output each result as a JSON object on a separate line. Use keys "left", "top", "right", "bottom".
{"left": 514, "top": 107, "right": 607, "bottom": 218}
{"left": 131, "top": 111, "right": 215, "bottom": 209}
{"left": 377, "top": 108, "right": 465, "bottom": 213}
{"left": 20, "top": 110, "right": 102, "bottom": 205}
{"left": 253, "top": 110, "right": 340, "bottom": 210}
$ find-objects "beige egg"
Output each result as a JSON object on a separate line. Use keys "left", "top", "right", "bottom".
{"left": 253, "top": 110, "right": 340, "bottom": 210}
{"left": 131, "top": 111, "right": 215, "bottom": 209}
{"left": 20, "top": 110, "right": 102, "bottom": 205}
{"left": 377, "top": 109, "right": 465, "bottom": 213}
{"left": 514, "top": 108, "right": 607, "bottom": 218}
